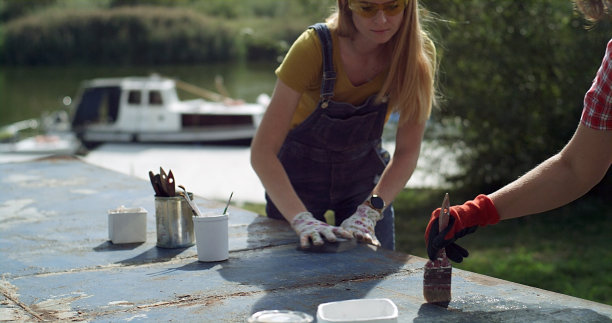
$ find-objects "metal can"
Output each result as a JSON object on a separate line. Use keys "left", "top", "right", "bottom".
{"left": 154, "top": 194, "right": 195, "bottom": 248}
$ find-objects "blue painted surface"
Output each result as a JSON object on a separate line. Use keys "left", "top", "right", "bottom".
{"left": 1, "top": 157, "right": 611, "bottom": 322}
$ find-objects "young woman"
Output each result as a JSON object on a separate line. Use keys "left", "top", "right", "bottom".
{"left": 425, "top": 0, "right": 612, "bottom": 263}
{"left": 251, "top": 0, "right": 438, "bottom": 250}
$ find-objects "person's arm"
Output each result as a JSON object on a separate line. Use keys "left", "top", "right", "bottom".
{"left": 425, "top": 123, "right": 612, "bottom": 262}
{"left": 250, "top": 79, "right": 306, "bottom": 223}
{"left": 374, "top": 120, "right": 426, "bottom": 205}
{"left": 491, "top": 123, "right": 612, "bottom": 220}
{"left": 251, "top": 79, "right": 353, "bottom": 248}
{"left": 340, "top": 119, "right": 426, "bottom": 245}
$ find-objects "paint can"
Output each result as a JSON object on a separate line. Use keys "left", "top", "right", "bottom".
{"left": 155, "top": 194, "right": 195, "bottom": 248}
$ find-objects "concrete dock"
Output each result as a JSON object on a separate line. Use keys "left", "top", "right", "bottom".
{"left": 1, "top": 156, "right": 611, "bottom": 322}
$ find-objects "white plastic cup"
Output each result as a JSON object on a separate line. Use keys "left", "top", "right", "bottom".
{"left": 193, "top": 214, "right": 229, "bottom": 262}
{"left": 108, "top": 206, "right": 147, "bottom": 244}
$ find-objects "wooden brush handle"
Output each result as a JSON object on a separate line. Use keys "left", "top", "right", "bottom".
{"left": 438, "top": 207, "right": 450, "bottom": 232}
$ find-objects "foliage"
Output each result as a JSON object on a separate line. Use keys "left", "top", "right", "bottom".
{"left": 0, "top": 0, "right": 335, "bottom": 65}
{"left": 2, "top": 7, "right": 235, "bottom": 65}
{"left": 0, "top": 0, "right": 57, "bottom": 23}
{"left": 424, "top": 0, "right": 612, "bottom": 193}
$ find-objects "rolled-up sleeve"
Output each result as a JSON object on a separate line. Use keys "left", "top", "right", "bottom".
{"left": 581, "top": 39, "right": 612, "bottom": 130}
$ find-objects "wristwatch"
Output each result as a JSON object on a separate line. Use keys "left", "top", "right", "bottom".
{"left": 366, "top": 194, "right": 385, "bottom": 214}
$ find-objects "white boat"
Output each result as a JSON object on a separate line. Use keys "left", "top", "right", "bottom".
{"left": 0, "top": 133, "right": 81, "bottom": 155}
{"left": 0, "top": 112, "right": 82, "bottom": 155}
{"left": 70, "top": 75, "right": 269, "bottom": 147}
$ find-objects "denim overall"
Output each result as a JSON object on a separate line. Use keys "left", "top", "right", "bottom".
{"left": 266, "top": 23, "right": 395, "bottom": 250}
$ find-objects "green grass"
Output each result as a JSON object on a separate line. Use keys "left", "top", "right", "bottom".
{"left": 239, "top": 189, "right": 612, "bottom": 306}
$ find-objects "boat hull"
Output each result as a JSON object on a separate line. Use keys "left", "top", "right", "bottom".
{"left": 79, "top": 125, "right": 256, "bottom": 146}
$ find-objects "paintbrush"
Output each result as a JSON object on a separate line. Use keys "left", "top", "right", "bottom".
{"left": 423, "top": 192, "right": 452, "bottom": 305}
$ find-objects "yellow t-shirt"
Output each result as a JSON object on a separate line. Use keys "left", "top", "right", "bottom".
{"left": 275, "top": 25, "right": 389, "bottom": 129}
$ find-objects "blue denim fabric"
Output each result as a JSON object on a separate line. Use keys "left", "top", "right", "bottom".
{"left": 265, "top": 23, "right": 395, "bottom": 250}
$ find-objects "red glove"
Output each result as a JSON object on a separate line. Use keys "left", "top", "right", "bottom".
{"left": 425, "top": 194, "right": 500, "bottom": 263}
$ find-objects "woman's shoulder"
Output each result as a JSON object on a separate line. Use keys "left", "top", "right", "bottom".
{"left": 283, "top": 26, "right": 324, "bottom": 64}
{"left": 295, "top": 27, "right": 322, "bottom": 46}
{"left": 275, "top": 25, "right": 325, "bottom": 93}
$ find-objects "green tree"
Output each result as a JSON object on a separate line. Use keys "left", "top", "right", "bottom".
{"left": 0, "top": 0, "right": 57, "bottom": 23}
{"left": 425, "top": 0, "right": 612, "bottom": 193}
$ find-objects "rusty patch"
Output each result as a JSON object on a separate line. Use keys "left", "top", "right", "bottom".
{"left": 459, "top": 271, "right": 504, "bottom": 286}
{"left": 33, "top": 155, "right": 80, "bottom": 162}
{"left": 1, "top": 278, "right": 44, "bottom": 322}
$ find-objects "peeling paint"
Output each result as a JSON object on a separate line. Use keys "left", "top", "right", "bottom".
{"left": 70, "top": 189, "right": 99, "bottom": 195}
{"left": 459, "top": 272, "right": 505, "bottom": 286}
{"left": 2, "top": 174, "right": 40, "bottom": 184}
{"left": 1, "top": 278, "right": 43, "bottom": 322}
{"left": 0, "top": 199, "right": 55, "bottom": 230}
{"left": 123, "top": 313, "right": 148, "bottom": 321}
{"left": 31, "top": 292, "right": 91, "bottom": 322}
{"left": 2, "top": 159, "right": 612, "bottom": 322}
{"left": 108, "top": 300, "right": 134, "bottom": 307}
{"left": 4, "top": 174, "right": 89, "bottom": 189}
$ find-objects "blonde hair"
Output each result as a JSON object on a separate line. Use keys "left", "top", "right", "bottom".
{"left": 574, "top": 0, "right": 612, "bottom": 21}
{"left": 327, "top": 0, "right": 438, "bottom": 125}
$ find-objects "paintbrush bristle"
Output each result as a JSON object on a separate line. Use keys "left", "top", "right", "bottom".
{"left": 423, "top": 249, "right": 452, "bottom": 305}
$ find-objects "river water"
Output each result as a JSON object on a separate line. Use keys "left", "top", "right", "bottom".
{"left": 0, "top": 139, "right": 455, "bottom": 204}
{"left": 1, "top": 63, "right": 457, "bottom": 204}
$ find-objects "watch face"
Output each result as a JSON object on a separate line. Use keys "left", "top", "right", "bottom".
{"left": 370, "top": 195, "right": 385, "bottom": 210}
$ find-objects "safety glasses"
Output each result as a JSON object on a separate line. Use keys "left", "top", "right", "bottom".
{"left": 348, "top": 0, "right": 406, "bottom": 18}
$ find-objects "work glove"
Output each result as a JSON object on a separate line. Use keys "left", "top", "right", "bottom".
{"left": 425, "top": 194, "right": 500, "bottom": 263}
{"left": 340, "top": 204, "right": 382, "bottom": 247}
{"left": 291, "top": 211, "right": 352, "bottom": 249}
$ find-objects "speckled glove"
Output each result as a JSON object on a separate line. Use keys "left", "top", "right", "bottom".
{"left": 340, "top": 204, "right": 382, "bottom": 247}
{"left": 425, "top": 194, "right": 500, "bottom": 263}
{"left": 291, "top": 212, "right": 352, "bottom": 249}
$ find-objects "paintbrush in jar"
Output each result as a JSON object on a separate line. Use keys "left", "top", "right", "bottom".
{"left": 423, "top": 193, "right": 452, "bottom": 306}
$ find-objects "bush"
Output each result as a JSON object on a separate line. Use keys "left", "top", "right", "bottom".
{"left": 425, "top": 0, "right": 612, "bottom": 193}
{"left": 0, "top": 1, "right": 336, "bottom": 65}
{"left": 2, "top": 7, "right": 248, "bottom": 65}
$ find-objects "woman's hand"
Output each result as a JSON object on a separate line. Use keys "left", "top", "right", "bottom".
{"left": 340, "top": 204, "right": 382, "bottom": 247}
{"left": 291, "top": 212, "right": 352, "bottom": 249}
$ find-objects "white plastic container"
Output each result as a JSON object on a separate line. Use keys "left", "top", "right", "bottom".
{"left": 193, "top": 214, "right": 229, "bottom": 262}
{"left": 108, "top": 206, "right": 147, "bottom": 244}
{"left": 248, "top": 310, "right": 313, "bottom": 322}
{"left": 316, "top": 298, "right": 398, "bottom": 323}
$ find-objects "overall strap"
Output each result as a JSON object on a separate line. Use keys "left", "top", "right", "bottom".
{"left": 309, "top": 23, "right": 336, "bottom": 108}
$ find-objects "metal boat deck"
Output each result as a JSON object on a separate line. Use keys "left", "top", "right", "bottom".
{"left": 1, "top": 157, "right": 611, "bottom": 322}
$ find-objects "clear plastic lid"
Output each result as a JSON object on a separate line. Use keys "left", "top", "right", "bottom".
{"left": 248, "top": 310, "right": 313, "bottom": 323}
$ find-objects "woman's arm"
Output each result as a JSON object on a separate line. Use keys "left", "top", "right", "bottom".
{"left": 250, "top": 79, "right": 307, "bottom": 222}
{"left": 491, "top": 123, "right": 612, "bottom": 220}
{"left": 373, "top": 120, "right": 426, "bottom": 206}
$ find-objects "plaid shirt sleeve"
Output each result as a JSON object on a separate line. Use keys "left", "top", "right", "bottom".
{"left": 581, "top": 39, "right": 612, "bottom": 130}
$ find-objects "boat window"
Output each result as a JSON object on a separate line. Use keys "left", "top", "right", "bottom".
{"left": 72, "top": 86, "right": 121, "bottom": 127}
{"left": 149, "top": 91, "right": 163, "bottom": 106}
{"left": 128, "top": 91, "right": 141, "bottom": 105}
{"left": 182, "top": 114, "right": 253, "bottom": 127}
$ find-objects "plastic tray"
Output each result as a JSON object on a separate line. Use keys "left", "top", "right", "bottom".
{"left": 317, "top": 298, "right": 398, "bottom": 323}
